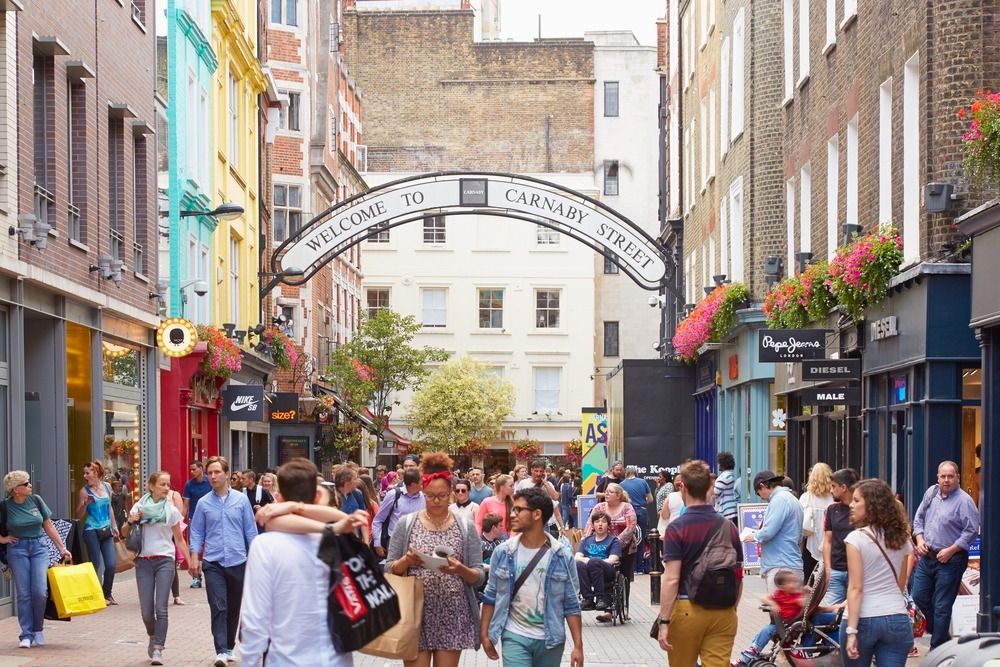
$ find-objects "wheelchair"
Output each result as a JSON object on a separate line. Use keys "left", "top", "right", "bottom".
{"left": 578, "top": 561, "right": 629, "bottom": 626}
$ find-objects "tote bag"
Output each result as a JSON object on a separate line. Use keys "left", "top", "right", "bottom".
{"left": 113, "top": 538, "right": 135, "bottom": 573}
{"left": 359, "top": 573, "right": 424, "bottom": 661}
{"left": 47, "top": 562, "right": 107, "bottom": 618}
{"left": 317, "top": 532, "right": 402, "bottom": 654}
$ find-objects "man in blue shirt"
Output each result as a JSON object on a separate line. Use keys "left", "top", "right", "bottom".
{"left": 371, "top": 468, "right": 424, "bottom": 558}
{"left": 744, "top": 470, "right": 803, "bottom": 593}
{"left": 911, "top": 460, "right": 980, "bottom": 649}
{"left": 182, "top": 460, "right": 213, "bottom": 589}
{"left": 468, "top": 467, "right": 493, "bottom": 505}
{"left": 619, "top": 466, "right": 654, "bottom": 573}
{"left": 188, "top": 456, "right": 258, "bottom": 667}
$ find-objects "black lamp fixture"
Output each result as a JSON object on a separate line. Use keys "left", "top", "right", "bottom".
{"left": 704, "top": 286, "right": 715, "bottom": 295}
{"left": 842, "top": 223, "right": 863, "bottom": 245}
{"left": 713, "top": 274, "right": 728, "bottom": 286}
{"left": 794, "top": 251, "right": 814, "bottom": 275}
{"left": 160, "top": 201, "right": 245, "bottom": 221}
{"left": 259, "top": 266, "right": 306, "bottom": 303}
{"left": 763, "top": 255, "right": 783, "bottom": 288}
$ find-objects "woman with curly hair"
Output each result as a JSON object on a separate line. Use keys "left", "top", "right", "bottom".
{"left": 799, "top": 462, "right": 834, "bottom": 579}
{"left": 386, "top": 451, "right": 484, "bottom": 667}
{"left": 842, "top": 479, "right": 914, "bottom": 667}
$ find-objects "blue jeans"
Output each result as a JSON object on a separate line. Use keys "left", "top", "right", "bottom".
{"left": 911, "top": 549, "right": 968, "bottom": 649}
{"left": 561, "top": 506, "right": 574, "bottom": 529}
{"left": 82, "top": 528, "right": 116, "bottom": 599}
{"left": 136, "top": 557, "right": 176, "bottom": 648}
{"left": 750, "top": 622, "right": 778, "bottom": 651}
{"left": 840, "top": 614, "right": 913, "bottom": 667}
{"left": 500, "top": 629, "right": 564, "bottom": 667}
{"left": 633, "top": 507, "right": 649, "bottom": 572}
{"left": 820, "top": 568, "right": 848, "bottom": 607}
{"left": 7, "top": 536, "right": 50, "bottom": 642}
{"left": 202, "top": 560, "right": 246, "bottom": 654}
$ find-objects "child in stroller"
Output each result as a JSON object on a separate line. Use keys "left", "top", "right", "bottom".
{"left": 732, "top": 565, "right": 842, "bottom": 667}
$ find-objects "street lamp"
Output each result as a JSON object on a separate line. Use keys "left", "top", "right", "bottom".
{"left": 162, "top": 202, "right": 245, "bottom": 318}
{"left": 258, "top": 266, "right": 305, "bottom": 323}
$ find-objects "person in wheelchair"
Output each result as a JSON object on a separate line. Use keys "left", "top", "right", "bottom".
{"left": 575, "top": 510, "right": 621, "bottom": 611}
{"left": 732, "top": 569, "right": 807, "bottom": 666}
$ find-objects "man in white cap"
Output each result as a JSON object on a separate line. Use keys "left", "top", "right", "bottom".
{"left": 742, "top": 470, "right": 803, "bottom": 593}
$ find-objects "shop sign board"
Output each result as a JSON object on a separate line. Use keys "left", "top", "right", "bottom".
{"left": 758, "top": 329, "right": 829, "bottom": 362}
{"left": 221, "top": 385, "right": 264, "bottom": 421}
{"left": 800, "top": 386, "right": 861, "bottom": 406}
{"left": 801, "top": 359, "right": 861, "bottom": 381}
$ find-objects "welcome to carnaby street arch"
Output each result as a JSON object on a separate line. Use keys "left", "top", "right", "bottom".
{"left": 269, "top": 172, "right": 674, "bottom": 294}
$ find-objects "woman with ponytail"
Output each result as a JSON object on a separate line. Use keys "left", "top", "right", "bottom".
{"left": 76, "top": 459, "right": 119, "bottom": 605}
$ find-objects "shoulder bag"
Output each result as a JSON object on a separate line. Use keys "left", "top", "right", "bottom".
{"left": 861, "top": 529, "right": 924, "bottom": 637}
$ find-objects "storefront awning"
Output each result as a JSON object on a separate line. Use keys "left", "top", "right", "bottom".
{"left": 311, "top": 384, "right": 410, "bottom": 447}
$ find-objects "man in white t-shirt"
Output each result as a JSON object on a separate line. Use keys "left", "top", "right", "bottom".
{"left": 239, "top": 459, "right": 365, "bottom": 667}
{"left": 480, "top": 487, "right": 583, "bottom": 667}
{"left": 516, "top": 459, "right": 563, "bottom": 536}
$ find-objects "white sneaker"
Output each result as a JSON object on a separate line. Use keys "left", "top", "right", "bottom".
{"left": 225, "top": 650, "right": 236, "bottom": 663}
{"left": 214, "top": 654, "right": 227, "bottom": 667}
{"left": 18, "top": 638, "right": 30, "bottom": 649}
{"left": 32, "top": 633, "right": 44, "bottom": 646}
{"left": 151, "top": 648, "right": 163, "bottom": 665}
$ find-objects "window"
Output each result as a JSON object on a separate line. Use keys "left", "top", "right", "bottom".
{"left": 604, "top": 81, "right": 619, "bottom": 117}
{"left": 708, "top": 86, "right": 716, "bottom": 179}
{"left": 229, "top": 236, "right": 240, "bottom": 324}
{"left": 721, "top": 37, "right": 730, "bottom": 158}
{"left": 604, "top": 321, "right": 620, "bottom": 357}
{"left": 366, "top": 288, "right": 389, "bottom": 318}
{"left": 534, "top": 367, "right": 561, "bottom": 412}
{"left": 536, "top": 225, "right": 560, "bottom": 246}
{"left": 843, "top": 0, "right": 857, "bottom": 27}
{"left": 827, "top": 135, "right": 839, "bottom": 258}
{"left": 33, "top": 54, "right": 54, "bottom": 229}
{"left": 720, "top": 195, "right": 729, "bottom": 277}
{"left": 68, "top": 80, "right": 86, "bottom": 242}
{"left": 825, "top": 0, "right": 836, "bottom": 51}
{"left": 133, "top": 136, "right": 149, "bottom": 275}
{"left": 478, "top": 289, "right": 504, "bottom": 329}
{"left": 783, "top": 0, "right": 794, "bottom": 102}
{"left": 700, "top": 96, "right": 708, "bottom": 186}
{"left": 228, "top": 72, "right": 239, "bottom": 165}
{"left": 422, "top": 216, "right": 446, "bottom": 244}
{"left": 730, "top": 178, "right": 744, "bottom": 282}
{"left": 846, "top": 114, "right": 858, "bottom": 231}
{"left": 731, "top": 10, "right": 745, "bottom": 138}
{"left": 271, "top": 0, "right": 298, "bottom": 26}
{"left": 421, "top": 288, "right": 447, "bottom": 328}
{"left": 903, "top": 53, "right": 919, "bottom": 264}
{"left": 273, "top": 184, "right": 302, "bottom": 242}
{"left": 604, "top": 161, "right": 619, "bottom": 196}
{"left": 535, "top": 289, "right": 561, "bottom": 329}
{"left": 799, "top": 0, "right": 810, "bottom": 84}
{"left": 604, "top": 255, "right": 619, "bottom": 274}
{"left": 108, "top": 118, "right": 124, "bottom": 261}
{"left": 368, "top": 226, "right": 390, "bottom": 244}
{"left": 280, "top": 91, "right": 300, "bottom": 131}
{"left": 786, "top": 179, "right": 796, "bottom": 274}
{"left": 879, "top": 77, "right": 893, "bottom": 227}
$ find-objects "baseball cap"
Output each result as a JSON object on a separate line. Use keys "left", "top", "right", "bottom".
{"left": 752, "top": 470, "right": 784, "bottom": 493}
{"left": 403, "top": 454, "right": 419, "bottom": 463}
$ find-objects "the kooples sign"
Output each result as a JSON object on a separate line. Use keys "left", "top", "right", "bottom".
{"left": 800, "top": 387, "right": 861, "bottom": 406}
{"left": 758, "top": 329, "right": 829, "bottom": 362}
{"left": 279, "top": 175, "right": 667, "bottom": 289}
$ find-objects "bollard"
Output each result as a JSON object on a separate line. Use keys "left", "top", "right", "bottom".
{"left": 647, "top": 526, "right": 662, "bottom": 605}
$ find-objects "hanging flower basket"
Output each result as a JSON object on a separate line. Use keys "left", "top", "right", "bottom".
{"left": 459, "top": 438, "right": 489, "bottom": 460}
{"left": 763, "top": 261, "right": 836, "bottom": 329}
{"left": 264, "top": 326, "right": 299, "bottom": 371}
{"left": 196, "top": 325, "right": 242, "bottom": 380}
{"left": 563, "top": 439, "right": 582, "bottom": 467}
{"left": 827, "top": 228, "right": 904, "bottom": 323}
{"left": 671, "top": 282, "right": 750, "bottom": 364}
{"left": 512, "top": 438, "right": 541, "bottom": 462}
{"left": 959, "top": 89, "right": 1000, "bottom": 191}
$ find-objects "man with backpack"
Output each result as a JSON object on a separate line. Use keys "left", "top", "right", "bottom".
{"left": 371, "top": 467, "right": 424, "bottom": 558}
{"left": 241, "top": 470, "right": 274, "bottom": 534}
{"left": 656, "top": 459, "right": 742, "bottom": 667}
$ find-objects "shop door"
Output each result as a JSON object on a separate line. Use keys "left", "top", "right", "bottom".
{"left": 190, "top": 408, "right": 206, "bottom": 464}
{"left": 887, "top": 410, "right": 907, "bottom": 496}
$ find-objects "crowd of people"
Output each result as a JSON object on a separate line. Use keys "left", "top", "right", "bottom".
{"left": 0, "top": 452, "right": 982, "bottom": 667}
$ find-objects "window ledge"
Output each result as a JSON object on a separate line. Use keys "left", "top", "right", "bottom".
{"left": 796, "top": 74, "right": 810, "bottom": 90}
{"left": 471, "top": 329, "right": 510, "bottom": 335}
{"left": 132, "top": 15, "right": 147, "bottom": 33}
{"left": 420, "top": 328, "right": 453, "bottom": 334}
{"left": 528, "top": 330, "right": 568, "bottom": 336}
{"left": 68, "top": 239, "right": 89, "bottom": 253}
{"left": 707, "top": 174, "right": 716, "bottom": 187}
{"left": 364, "top": 244, "right": 395, "bottom": 250}
{"left": 840, "top": 12, "right": 857, "bottom": 32}
{"left": 823, "top": 41, "right": 836, "bottom": 57}
{"left": 415, "top": 246, "right": 451, "bottom": 251}
{"left": 530, "top": 247, "right": 567, "bottom": 253}
{"left": 781, "top": 95, "right": 794, "bottom": 109}
{"left": 134, "top": 272, "right": 151, "bottom": 284}
{"left": 731, "top": 129, "right": 745, "bottom": 144}
{"left": 229, "top": 165, "right": 247, "bottom": 189}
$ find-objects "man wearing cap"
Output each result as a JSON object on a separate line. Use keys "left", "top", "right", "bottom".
{"left": 595, "top": 461, "right": 624, "bottom": 502}
{"left": 743, "top": 470, "right": 803, "bottom": 593}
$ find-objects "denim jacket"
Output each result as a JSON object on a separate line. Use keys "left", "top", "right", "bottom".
{"left": 482, "top": 532, "right": 581, "bottom": 648}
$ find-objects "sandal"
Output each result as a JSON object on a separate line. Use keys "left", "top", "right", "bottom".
{"left": 173, "top": 598, "right": 186, "bottom": 606}
{"left": 106, "top": 597, "right": 118, "bottom": 605}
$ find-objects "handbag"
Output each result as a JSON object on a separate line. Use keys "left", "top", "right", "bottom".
{"left": 113, "top": 538, "right": 135, "bottom": 573}
{"left": 317, "top": 531, "right": 402, "bottom": 654}
{"left": 95, "top": 526, "right": 113, "bottom": 542}
{"left": 802, "top": 505, "right": 816, "bottom": 538}
{"left": 862, "top": 529, "right": 921, "bottom": 636}
{"left": 47, "top": 562, "right": 107, "bottom": 618}
{"left": 360, "top": 573, "right": 424, "bottom": 661}
{"left": 124, "top": 522, "right": 143, "bottom": 555}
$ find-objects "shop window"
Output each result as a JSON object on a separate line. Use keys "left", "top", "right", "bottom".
{"left": 102, "top": 341, "right": 140, "bottom": 387}
{"left": 962, "top": 367, "right": 982, "bottom": 505}
{"left": 103, "top": 400, "right": 142, "bottom": 504}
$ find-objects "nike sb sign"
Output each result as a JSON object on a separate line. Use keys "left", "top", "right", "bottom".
{"left": 221, "top": 385, "right": 265, "bottom": 421}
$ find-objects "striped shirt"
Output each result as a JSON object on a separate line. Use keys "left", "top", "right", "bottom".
{"left": 714, "top": 470, "right": 739, "bottom": 518}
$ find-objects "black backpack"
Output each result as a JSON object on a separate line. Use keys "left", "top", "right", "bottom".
{"left": 682, "top": 516, "right": 740, "bottom": 609}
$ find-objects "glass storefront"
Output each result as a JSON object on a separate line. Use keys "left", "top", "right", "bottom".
{"left": 102, "top": 341, "right": 143, "bottom": 504}
{"left": 962, "top": 367, "right": 982, "bottom": 504}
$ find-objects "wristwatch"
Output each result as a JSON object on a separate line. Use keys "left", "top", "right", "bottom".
{"left": 655, "top": 617, "right": 670, "bottom": 626}
{"left": 845, "top": 627, "right": 858, "bottom": 635}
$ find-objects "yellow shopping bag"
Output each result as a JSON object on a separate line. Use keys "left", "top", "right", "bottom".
{"left": 46, "top": 563, "right": 107, "bottom": 618}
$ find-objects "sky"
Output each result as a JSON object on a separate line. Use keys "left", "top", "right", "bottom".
{"left": 498, "top": 0, "right": 663, "bottom": 47}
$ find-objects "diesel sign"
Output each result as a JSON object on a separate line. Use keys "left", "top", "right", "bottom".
{"left": 802, "top": 359, "right": 861, "bottom": 381}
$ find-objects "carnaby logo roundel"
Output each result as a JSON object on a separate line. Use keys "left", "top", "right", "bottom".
{"left": 156, "top": 318, "right": 198, "bottom": 358}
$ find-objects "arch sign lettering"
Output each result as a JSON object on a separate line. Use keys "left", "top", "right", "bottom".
{"left": 271, "top": 172, "right": 672, "bottom": 292}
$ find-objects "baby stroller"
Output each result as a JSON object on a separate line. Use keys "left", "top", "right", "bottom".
{"left": 745, "top": 563, "right": 842, "bottom": 667}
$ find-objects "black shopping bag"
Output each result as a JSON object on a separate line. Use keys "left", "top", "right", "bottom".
{"left": 317, "top": 532, "right": 401, "bottom": 653}
{"left": 44, "top": 583, "right": 71, "bottom": 622}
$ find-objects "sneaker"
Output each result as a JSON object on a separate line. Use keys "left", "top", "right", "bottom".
{"left": 580, "top": 598, "right": 596, "bottom": 611}
{"left": 190, "top": 576, "right": 202, "bottom": 589}
{"left": 18, "top": 638, "right": 30, "bottom": 649}
{"left": 32, "top": 632, "right": 44, "bottom": 646}
{"left": 225, "top": 650, "right": 236, "bottom": 663}
{"left": 214, "top": 654, "right": 227, "bottom": 667}
{"left": 148, "top": 637, "right": 156, "bottom": 659}
{"left": 151, "top": 649, "right": 163, "bottom": 665}
{"left": 909, "top": 646, "right": 920, "bottom": 658}
{"left": 596, "top": 597, "right": 609, "bottom": 611}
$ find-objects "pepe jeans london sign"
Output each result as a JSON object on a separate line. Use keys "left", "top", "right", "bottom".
{"left": 758, "top": 330, "right": 830, "bottom": 362}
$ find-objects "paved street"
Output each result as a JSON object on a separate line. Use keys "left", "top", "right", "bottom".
{"left": 0, "top": 567, "right": 932, "bottom": 666}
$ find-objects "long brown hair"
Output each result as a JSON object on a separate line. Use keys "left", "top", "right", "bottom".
{"left": 852, "top": 479, "right": 911, "bottom": 550}
{"left": 493, "top": 473, "right": 514, "bottom": 522}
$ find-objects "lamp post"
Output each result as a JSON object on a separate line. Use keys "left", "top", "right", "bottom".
{"left": 258, "top": 266, "right": 305, "bottom": 325}
{"left": 161, "top": 202, "right": 245, "bottom": 318}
